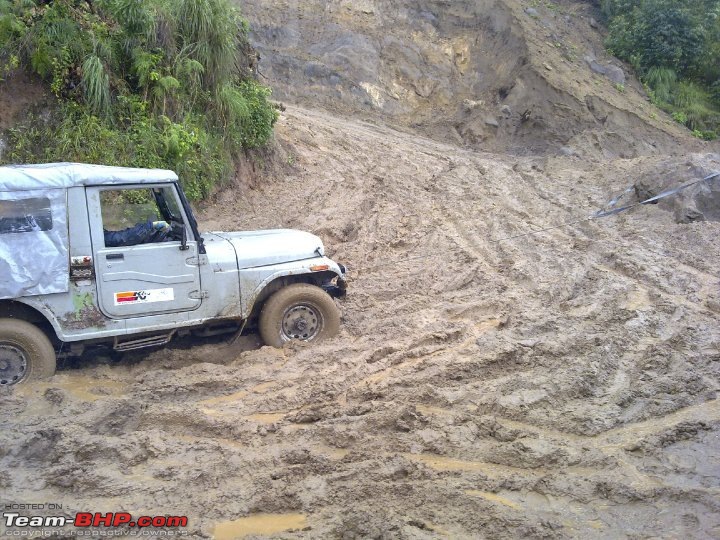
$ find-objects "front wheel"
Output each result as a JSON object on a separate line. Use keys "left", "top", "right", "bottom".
{"left": 259, "top": 284, "right": 340, "bottom": 347}
{"left": 0, "top": 318, "right": 56, "bottom": 386}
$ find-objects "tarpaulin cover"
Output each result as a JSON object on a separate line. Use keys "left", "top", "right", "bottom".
{"left": 0, "top": 163, "right": 178, "bottom": 299}
{"left": 0, "top": 162, "right": 177, "bottom": 192}
{"left": 0, "top": 188, "right": 69, "bottom": 299}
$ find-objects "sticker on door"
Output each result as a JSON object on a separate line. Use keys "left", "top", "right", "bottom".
{"left": 114, "top": 288, "right": 175, "bottom": 306}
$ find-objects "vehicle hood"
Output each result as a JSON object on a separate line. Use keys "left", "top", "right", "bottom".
{"left": 208, "top": 229, "right": 325, "bottom": 269}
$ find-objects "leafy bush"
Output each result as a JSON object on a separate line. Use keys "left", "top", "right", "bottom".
{"left": 602, "top": 0, "right": 720, "bottom": 138}
{"left": 0, "top": 0, "right": 278, "bottom": 199}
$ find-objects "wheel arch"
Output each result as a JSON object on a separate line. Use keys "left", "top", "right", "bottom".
{"left": 246, "top": 270, "right": 338, "bottom": 322}
{"left": 0, "top": 299, "right": 62, "bottom": 344}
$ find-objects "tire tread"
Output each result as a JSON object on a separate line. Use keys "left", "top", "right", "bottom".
{"left": 0, "top": 318, "right": 56, "bottom": 384}
{"left": 258, "top": 284, "right": 340, "bottom": 347}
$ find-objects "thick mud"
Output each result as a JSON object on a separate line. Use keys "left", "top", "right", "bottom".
{"left": 2, "top": 105, "right": 719, "bottom": 538}
{"left": 2, "top": 0, "right": 720, "bottom": 537}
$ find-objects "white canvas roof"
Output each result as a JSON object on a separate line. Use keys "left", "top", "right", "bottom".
{"left": 0, "top": 163, "right": 178, "bottom": 192}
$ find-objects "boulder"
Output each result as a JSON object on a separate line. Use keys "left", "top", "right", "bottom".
{"left": 632, "top": 154, "right": 720, "bottom": 223}
{"left": 585, "top": 56, "right": 625, "bottom": 85}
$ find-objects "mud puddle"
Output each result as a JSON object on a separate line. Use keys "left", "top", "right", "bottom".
{"left": 213, "top": 514, "right": 308, "bottom": 539}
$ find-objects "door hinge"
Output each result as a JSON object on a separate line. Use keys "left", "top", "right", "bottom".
{"left": 189, "top": 290, "right": 209, "bottom": 299}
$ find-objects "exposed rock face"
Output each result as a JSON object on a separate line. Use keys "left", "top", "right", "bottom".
{"left": 241, "top": 0, "right": 696, "bottom": 158}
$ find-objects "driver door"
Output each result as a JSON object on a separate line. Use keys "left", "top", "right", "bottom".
{"left": 87, "top": 184, "right": 202, "bottom": 319}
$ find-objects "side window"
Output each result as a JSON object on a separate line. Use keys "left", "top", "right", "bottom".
{"left": 100, "top": 187, "right": 183, "bottom": 248}
{"left": 0, "top": 197, "right": 53, "bottom": 234}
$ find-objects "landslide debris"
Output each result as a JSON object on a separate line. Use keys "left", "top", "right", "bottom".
{"left": 1, "top": 0, "right": 720, "bottom": 538}
{"left": 2, "top": 105, "right": 719, "bottom": 537}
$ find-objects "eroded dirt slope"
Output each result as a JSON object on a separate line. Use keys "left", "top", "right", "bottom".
{"left": 2, "top": 106, "right": 719, "bottom": 538}
{"left": 241, "top": 0, "right": 697, "bottom": 158}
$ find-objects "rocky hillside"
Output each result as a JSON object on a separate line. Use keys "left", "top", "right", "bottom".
{"left": 241, "top": 0, "right": 702, "bottom": 158}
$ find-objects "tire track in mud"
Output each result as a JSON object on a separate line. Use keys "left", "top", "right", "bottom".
{"left": 237, "top": 109, "right": 720, "bottom": 537}
{"left": 2, "top": 105, "right": 720, "bottom": 538}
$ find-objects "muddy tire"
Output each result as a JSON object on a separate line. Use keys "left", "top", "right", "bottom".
{"left": 259, "top": 284, "right": 340, "bottom": 347}
{"left": 0, "top": 318, "right": 56, "bottom": 386}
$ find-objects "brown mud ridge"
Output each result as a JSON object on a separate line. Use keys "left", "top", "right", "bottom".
{"left": 2, "top": 105, "right": 720, "bottom": 538}
{"left": 3, "top": 0, "right": 720, "bottom": 537}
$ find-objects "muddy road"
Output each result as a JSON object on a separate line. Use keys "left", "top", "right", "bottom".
{"left": 2, "top": 104, "right": 720, "bottom": 538}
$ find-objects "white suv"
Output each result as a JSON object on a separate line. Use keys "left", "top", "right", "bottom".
{"left": 0, "top": 163, "right": 347, "bottom": 385}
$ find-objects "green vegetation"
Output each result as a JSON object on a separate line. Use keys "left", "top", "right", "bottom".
{"left": 0, "top": 0, "right": 278, "bottom": 199}
{"left": 601, "top": 0, "right": 720, "bottom": 139}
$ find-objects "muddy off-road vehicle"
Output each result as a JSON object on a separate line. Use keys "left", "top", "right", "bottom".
{"left": 0, "top": 163, "right": 347, "bottom": 385}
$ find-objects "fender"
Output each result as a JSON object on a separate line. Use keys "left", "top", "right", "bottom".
{"left": 239, "top": 256, "right": 344, "bottom": 317}
{"left": 4, "top": 297, "right": 65, "bottom": 340}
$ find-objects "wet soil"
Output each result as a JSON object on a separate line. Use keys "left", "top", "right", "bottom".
{"left": 2, "top": 0, "right": 720, "bottom": 538}
{"left": 0, "top": 72, "right": 46, "bottom": 132}
{"left": 2, "top": 105, "right": 719, "bottom": 538}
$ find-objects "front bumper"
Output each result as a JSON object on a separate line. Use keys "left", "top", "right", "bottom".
{"left": 322, "top": 264, "right": 347, "bottom": 298}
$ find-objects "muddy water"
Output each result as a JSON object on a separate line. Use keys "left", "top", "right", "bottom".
{"left": 12, "top": 374, "right": 126, "bottom": 405}
{"left": 213, "top": 514, "right": 308, "bottom": 539}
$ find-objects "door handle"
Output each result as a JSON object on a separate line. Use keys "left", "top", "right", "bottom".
{"left": 106, "top": 253, "right": 124, "bottom": 260}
